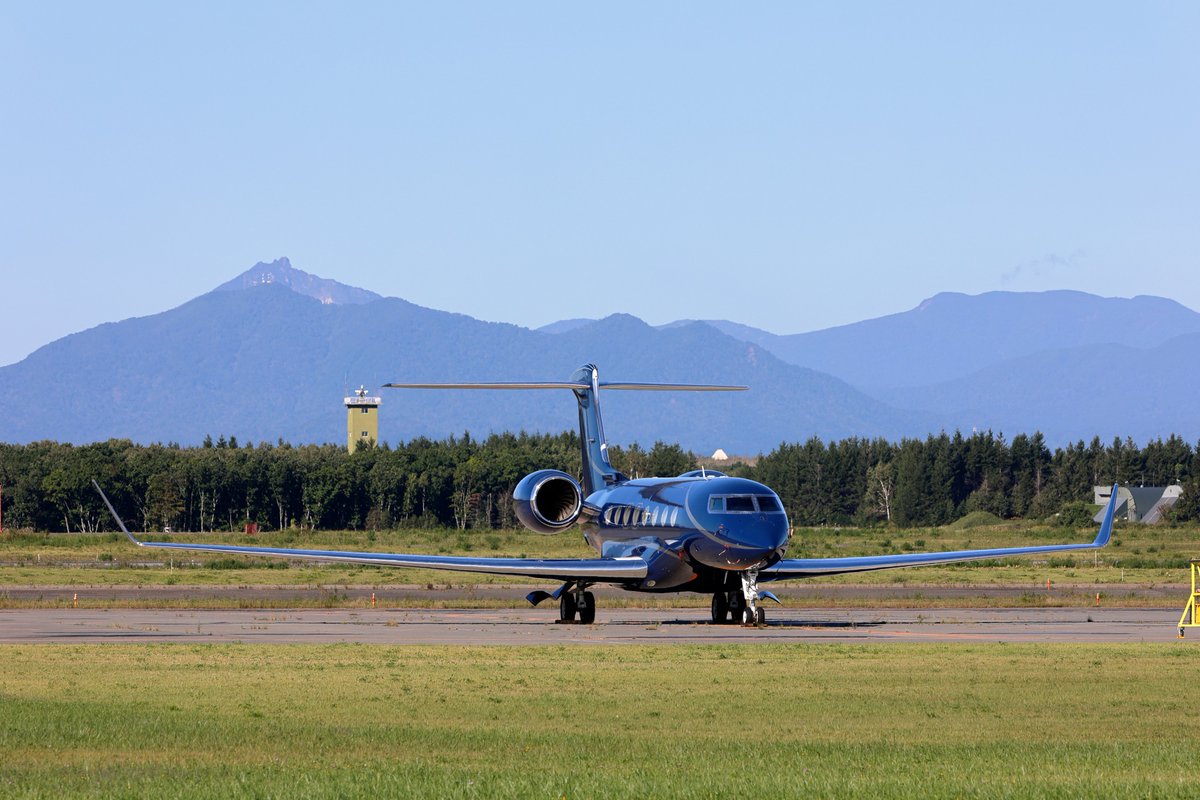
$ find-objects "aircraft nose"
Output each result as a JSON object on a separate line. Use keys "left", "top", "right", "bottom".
{"left": 685, "top": 483, "right": 789, "bottom": 569}
{"left": 690, "top": 516, "right": 788, "bottom": 570}
{"left": 716, "top": 514, "right": 789, "bottom": 553}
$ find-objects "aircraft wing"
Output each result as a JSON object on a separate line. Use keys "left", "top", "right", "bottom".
{"left": 762, "top": 483, "right": 1119, "bottom": 582}
{"left": 92, "top": 481, "right": 646, "bottom": 583}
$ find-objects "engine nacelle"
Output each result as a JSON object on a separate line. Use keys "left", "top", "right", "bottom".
{"left": 512, "top": 469, "right": 583, "bottom": 534}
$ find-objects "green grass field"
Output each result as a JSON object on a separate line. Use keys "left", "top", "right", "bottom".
{"left": 1, "top": 643, "right": 1198, "bottom": 798}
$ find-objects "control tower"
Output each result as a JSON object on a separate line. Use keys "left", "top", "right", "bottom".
{"left": 344, "top": 386, "right": 381, "bottom": 452}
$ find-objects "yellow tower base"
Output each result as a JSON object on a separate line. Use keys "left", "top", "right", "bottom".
{"left": 1178, "top": 560, "right": 1200, "bottom": 638}
{"left": 344, "top": 387, "right": 381, "bottom": 453}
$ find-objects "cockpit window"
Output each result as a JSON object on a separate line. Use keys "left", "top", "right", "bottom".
{"left": 755, "top": 495, "right": 782, "bottom": 513}
{"left": 725, "top": 496, "right": 755, "bottom": 512}
{"left": 708, "top": 494, "right": 785, "bottom": 514}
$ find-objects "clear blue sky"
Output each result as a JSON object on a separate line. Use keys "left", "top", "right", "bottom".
{"left": 2, "top": 2, "right": 1198, "bottom": 366}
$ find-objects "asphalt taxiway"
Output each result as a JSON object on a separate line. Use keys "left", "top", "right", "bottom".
{"left": 0, "top": 606, "right": 1187, "bottom": 644}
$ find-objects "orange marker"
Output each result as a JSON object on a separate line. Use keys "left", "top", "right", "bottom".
{"left": 1095, "top": 592, "right": 1100, "bottom": 606}
{"left": 371, "top": 592, "right": 376, "bottom": 608}
{"left": 73, "top": 592, "right": 77, "bottom": 608}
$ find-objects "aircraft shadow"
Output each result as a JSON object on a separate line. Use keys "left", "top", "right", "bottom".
{"left": 619, "top": 617, "right": 891, "bottom": 630}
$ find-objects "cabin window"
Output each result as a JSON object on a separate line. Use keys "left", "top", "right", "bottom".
{"left": 708, "top": 497, "right": 725, "bottom": 513}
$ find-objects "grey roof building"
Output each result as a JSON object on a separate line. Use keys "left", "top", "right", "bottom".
{"left": 1093, "top": 484, "right": 1183, "bottom": 524}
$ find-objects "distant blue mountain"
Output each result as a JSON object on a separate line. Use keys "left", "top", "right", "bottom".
{"left": 0, "top": 262, "right": 935, "bottom": 452}
{"left": 536, "top": 318, "right": 597, "bottom": 335}
{"left": 657, "top": 291, "right": 1200, "bottom": 390}
{"left": 8, "top": 263, "right": 1197, "bottom": 450}
{"left": 875, "top": 332, "right": 1200, "bottom": 444}
{"left": 637, "top": 291, "right": 1200, "bottom": 444}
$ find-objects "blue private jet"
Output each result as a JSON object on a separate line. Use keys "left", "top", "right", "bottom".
{"left": 94, "top": 363, "right": 1119, "bottom": 626}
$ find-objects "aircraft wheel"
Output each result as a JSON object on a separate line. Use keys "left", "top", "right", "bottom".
{"left": 559, "top": 592, "right": 577, "bottom": 622}
{"left": 710, "top": 592, "right": 729, "bottom": 624}
{"left": 578, "top": 591, "right": 597, "bottom": 625}
{"left": 742, "top": 606, "right": 756, "bottom": 626}
{"left": 755, "top": 607, "right": 766, "bottom": 627}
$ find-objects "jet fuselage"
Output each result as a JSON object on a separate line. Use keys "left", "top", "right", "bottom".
{"left": 581, "top": 475, "right": 790, "bottom": 592}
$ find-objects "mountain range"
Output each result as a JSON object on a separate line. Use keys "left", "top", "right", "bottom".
{"left": 2, "top": 257, "right": 1197, "bottom": 452}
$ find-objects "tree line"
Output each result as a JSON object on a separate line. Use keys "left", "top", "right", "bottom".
{"left": 0, "top": 431, "right": 1197, "bottom": 533}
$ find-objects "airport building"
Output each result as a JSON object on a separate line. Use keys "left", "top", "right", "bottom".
{"left": 344, "top": 386, "right": 381, "bottom": 452}
{"left": 1093, "top": 484, "right": 1183, "bottom": 524}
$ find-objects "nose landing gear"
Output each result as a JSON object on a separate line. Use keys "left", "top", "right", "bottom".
{"left": 740, "top": 568, "right": 765, "bottom": 626}
{"left": 710, "top": 569, "right": 766, "bottom": 626}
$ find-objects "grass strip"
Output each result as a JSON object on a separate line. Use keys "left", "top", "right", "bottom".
{"left": 1, "top": 643, "right": 1198, "bottom": 798}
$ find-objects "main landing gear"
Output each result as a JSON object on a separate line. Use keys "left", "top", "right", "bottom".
{"left": 559, "top": 587, "right": 596, "bottom": 624}
{"left": 711, "top": 569, "right": 766, "bottom": 626}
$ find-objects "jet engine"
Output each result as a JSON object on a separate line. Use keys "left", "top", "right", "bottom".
{"left": 512, "top": 469, "right": 583, "bottom": 534}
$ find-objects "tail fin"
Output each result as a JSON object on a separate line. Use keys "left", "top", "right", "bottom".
{"left": 570, "top": 364, "right": 618, "bottom": 493}
{"left": 385, "top": 364, "right": 746, "bottom": 495}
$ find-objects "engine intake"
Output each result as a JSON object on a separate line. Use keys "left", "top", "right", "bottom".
{"left": 512, "top": 469, "right": 583, "bottom": 534}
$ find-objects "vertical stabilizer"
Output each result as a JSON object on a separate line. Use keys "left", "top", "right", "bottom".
{"left": 570, "top": 364, "right": 623, "bottom": 494}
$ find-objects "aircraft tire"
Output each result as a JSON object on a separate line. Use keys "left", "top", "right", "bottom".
{"left": 742, "top": 607, "right": 756, "bottom": 626}
{"left": 710, "top": 592, "right": 729, "bottom": 624}
{"left": 559, "top": 592, "right": 577, "bottom": 622}
{"left": 755, "top": 607, "right": 766, "bottom": 626}
{"left": 578, "top": 591, "right": 596, "bottom": 625}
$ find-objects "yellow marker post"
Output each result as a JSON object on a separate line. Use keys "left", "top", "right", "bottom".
{"left": 1178, "top": 560, "right": 1200, "bottom": 638}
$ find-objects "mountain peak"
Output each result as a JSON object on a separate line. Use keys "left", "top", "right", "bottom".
{"left": 915, "top": 291, "right": 967, "bottom": 311}
{"left": 213, "top": 257, "right": 382, "bottom": 305}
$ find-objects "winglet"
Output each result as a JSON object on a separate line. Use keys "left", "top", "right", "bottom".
{"left": 1092, "top": 482, "right": 1119, "bottom": 547}
{"left": 91, "top": 479, "right": 142, "bottom": 546}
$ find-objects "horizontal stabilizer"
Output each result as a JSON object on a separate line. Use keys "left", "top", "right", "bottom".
{"left": 384, "top": 381, "right": 746, "bottom": 391}
{"left": 600, "top": 383, "right": 746, "bottom": 391}
{"left": 384, "top": 382, "right": 587, "bottom": 390}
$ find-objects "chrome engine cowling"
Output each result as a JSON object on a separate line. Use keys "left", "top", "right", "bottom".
{"left": 512, "top": 469, "right": 583, "bottom": 534}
